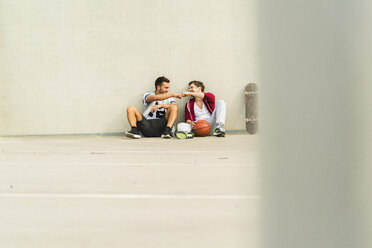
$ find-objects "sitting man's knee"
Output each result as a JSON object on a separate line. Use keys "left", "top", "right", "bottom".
{"left": 169, "top": 104, "right": 178, "bottom": 111}
{"left": 127, "top": 105, "right": 136, "bottom": 112}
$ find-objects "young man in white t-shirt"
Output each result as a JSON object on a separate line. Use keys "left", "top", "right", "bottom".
{"left": 125, "top": 76, "right": 182, "bottom": 139}
{"left": 177, "top": 80, "right": 226, "bottom": 138}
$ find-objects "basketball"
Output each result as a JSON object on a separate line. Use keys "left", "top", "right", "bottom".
{"left": 193, "top": 120, "right": 211, "bottom": 137}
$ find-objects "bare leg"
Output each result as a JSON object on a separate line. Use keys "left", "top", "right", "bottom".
{"left": 126, "top": 105, "right": 142, "bottom": 127}
{"left": 165, "top": 104, "right": 178, "bottom": 127}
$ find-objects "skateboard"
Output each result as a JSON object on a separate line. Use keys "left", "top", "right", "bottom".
{"left": 245, "top": 82, "right": 258, "bottom": 134}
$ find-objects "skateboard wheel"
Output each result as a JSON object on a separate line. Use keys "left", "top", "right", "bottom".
{"left": 245, "top": 92, "right": 257, "bottom": 98}
{"left": 245, "top": 118, "right": 257, "bottom": 123}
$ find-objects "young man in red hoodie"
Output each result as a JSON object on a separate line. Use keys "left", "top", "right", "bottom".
{"left": 176, "top": 80, "right": 226, "bottom": 138}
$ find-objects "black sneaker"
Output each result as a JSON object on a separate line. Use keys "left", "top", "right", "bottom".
{"left": 213, "top": 128, "right": 225, "bottom": 137}
{"left": 161, "top": 126, "right": 172, "bottom": 139}
{"left": 125, "top": 127, "right": 141, "bottom": 139}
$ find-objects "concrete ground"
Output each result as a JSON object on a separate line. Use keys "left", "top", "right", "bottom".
{"left": 0, "top": 133, "right": 260, "bottom": 248}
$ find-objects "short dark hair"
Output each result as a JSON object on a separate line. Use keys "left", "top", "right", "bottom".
{"left": 188, "top": 80, "right": 205, "bottom": 92}
{"left": 155, "top": 76, "right": 170, "bottom": 89}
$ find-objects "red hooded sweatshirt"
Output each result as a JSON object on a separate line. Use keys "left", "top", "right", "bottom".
{"left": 184, "top": 92, "right": 215, "bottom": 122}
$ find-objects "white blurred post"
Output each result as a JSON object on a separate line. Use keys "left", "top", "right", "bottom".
{"left": 258, "top": 0, "right": 372, "bottom": 248}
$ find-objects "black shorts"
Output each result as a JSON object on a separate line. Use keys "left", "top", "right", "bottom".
{"left": 137, "top": 115, "right": 167, "bottom": 137}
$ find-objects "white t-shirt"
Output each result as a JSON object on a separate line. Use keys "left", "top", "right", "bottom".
{"left": 194, "top": 102, "right": 212, "bottom": 121}
{"left": 142, "top": 91, "right": 176, "bottom": 120}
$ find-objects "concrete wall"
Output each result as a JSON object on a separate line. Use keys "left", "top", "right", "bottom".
{"left": 0, "top": 0, "right": 257, "bottom": 136}
{"left": 357, "top": 1, "right": 372, "bottom": 245}
{"left": 259, "top": 0, "right": 372, "bottom": 247}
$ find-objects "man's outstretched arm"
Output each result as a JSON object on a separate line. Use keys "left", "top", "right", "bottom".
{"left": 182, "top": 92, "right": 205, "bottom": 99}
{"left": 146, "top": 93, "right": 182, "bottom": 103}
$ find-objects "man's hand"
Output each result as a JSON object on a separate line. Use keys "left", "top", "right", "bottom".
{"left": 151, "top": 104, "right": 162, "bottom": 113}
{"left": 173, "top": 93, "right": 182, "bottom": 99}
{"left": 187, "top": 120, "right": 197, "bottom": 127}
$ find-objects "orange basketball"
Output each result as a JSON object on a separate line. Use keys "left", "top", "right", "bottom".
{"left": 193, "top": 120, "right": 211, "bottom": 137}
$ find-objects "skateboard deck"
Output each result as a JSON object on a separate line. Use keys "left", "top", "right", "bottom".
{"left": 245, "top": 82, "right": 258, "bottom": 134}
